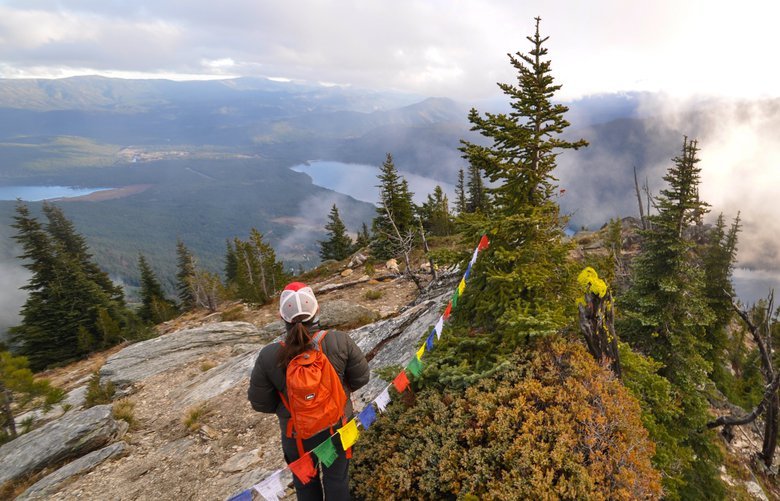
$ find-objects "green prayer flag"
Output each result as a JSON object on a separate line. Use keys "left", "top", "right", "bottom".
{"left": 407, "top": 356, "right": 423, "bottom": 378}
{"left": 312, "top": 437, "right": 338, "bottom": 467}
{"left": 452, "top": 288, "right": 460, "bottom": 308}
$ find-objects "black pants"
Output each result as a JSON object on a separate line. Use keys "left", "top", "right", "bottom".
{"left": 281, "top": 428, "right": 350, "bottom": 501}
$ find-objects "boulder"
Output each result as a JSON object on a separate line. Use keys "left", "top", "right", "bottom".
{"left": 17, "top": 442, "right": 127, "bottom": 500}
{"left": 0, "top": 404, "right": 127, "bottom": 486}
{"left": 100, "top": 322, "right": 263, "bottom": 387}
{"left": 348, "top": 253, "right": 367, "bottom": 268}
{"left": 419, "top": 261, "right": 431, "bottom": 273}
{"left": 319, "top": 300, "right": 380, "bottom": 329}
{"left": 340, "top": 268, "right": 354, "bottom": 277}
{"left": 385, "top": 258, "right": 400, "bottom": 274}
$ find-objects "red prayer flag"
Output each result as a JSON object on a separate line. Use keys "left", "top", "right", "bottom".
{"left": 478, "top": 235, "right": 490, "bottom": 251}
{"left": 289, "top": 453, "right": 317, "bottom": 485}
{"left": 393, "top": 370, "right": 410, "bottom": 393}
{"left": 443, "top": 302, "right": 452, "bottom": 320}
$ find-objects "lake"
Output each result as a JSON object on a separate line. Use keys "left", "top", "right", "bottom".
{"left": 0, "top": 186, "right": 112, "bottom": 201}
{"left": 291, "top": 160, "right": 455, "bottom": 204}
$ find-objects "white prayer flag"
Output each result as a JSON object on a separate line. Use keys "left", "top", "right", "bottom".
{"left": 375, "top": 387, "right": 391, "bottom": 412}
{"left": 254, "top": 469, "right": 286, "bottom": 501}
{"left": 434, "top": 317, "right": 444, "bottom": 340}
{"left": 469, "top": 247, "right": 479, "bottom": 266}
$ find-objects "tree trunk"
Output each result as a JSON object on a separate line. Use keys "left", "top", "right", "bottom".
{"left": 577, "top": 290, "right": 621, "bottom": 378}
{"left": 1, "top": 380, "right": 17, "bottom": 439}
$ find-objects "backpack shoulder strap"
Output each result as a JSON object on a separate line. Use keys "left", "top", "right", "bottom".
{"left": 311, "top": 330, "right": 328, "bottom": 352}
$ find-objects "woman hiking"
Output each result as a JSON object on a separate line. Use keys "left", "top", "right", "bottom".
{"left": 248, "top": 282, "right": 370, "bottom": 500}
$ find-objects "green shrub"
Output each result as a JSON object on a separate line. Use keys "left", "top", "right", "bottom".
{"left": 85, "top": 373, "right": 115, "bottom": 407}
{"left": 112, "top": 399, "right": 136, "bottom": 428}
{"left": 364, "top": 289, "right": 383, "bottom": 300}
{"left": 351, "top": 339, "right": 662, "bottom": 500}
{"left": 182, "top": 404, "right": 210, "bottom": 432}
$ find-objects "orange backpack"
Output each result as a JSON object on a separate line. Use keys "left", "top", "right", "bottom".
{"left": 279, "top": 330, "right": 347, "bottom": 455}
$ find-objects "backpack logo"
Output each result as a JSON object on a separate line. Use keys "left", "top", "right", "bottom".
{"left": 305, "top": 393, "right": 315, "bottom": 400}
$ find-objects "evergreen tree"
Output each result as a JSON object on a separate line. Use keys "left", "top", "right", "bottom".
{"left": 42, "top": 203, "right": 125, "bottom": 304}
{"left": 137, "top": 254, "right": 177, "bottom": 324}
{"left": 455, "top": 168, "right": 467, "bottom": 215}
{"left": 9, "top": 203, "right": 130, "bottom": 369}
{"left": 231, "top": 230, "right": 289, "bottom": 305}
{"left": 319, "top": 204, "right": 353, "bottom": 261}
{"left": 620, "top": 138, "right": 724, "bottom": 498}
{"left": 449, "top": 16, "right": 587, "bottom": 364}
{"left": 371, "top": 153, "right": 416, "bottom": 260}
{"left": 353, "top": 222, "right": 371, "bottom": 251}
{"left": 465, "top": 163, "right": 489, "bottom": 213}
{"left": 175, "top": 240, "right": 197, "bottom": 310}
{"left": 419, "top": 185, "right": 454, "bottom": 236}
{"left": 224, "top": 239, "right": 238, "bottom": 283}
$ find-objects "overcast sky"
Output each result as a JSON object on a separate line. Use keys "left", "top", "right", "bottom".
{"left": 1, "top": 0, "right": 778, "bottom": 100}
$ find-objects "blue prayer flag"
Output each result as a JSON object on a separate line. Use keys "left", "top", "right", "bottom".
{"left": 227, "top": 489, "right": 253, "bottom": 501}
{"left": 426, "top": 330, "right": 435, "bottom": 351}
{"left": 358, "top": 403, "right": 378, "bottom": 429}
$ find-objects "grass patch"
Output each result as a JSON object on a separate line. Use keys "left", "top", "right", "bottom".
{"left": 364, "top": 289, "right": 383, "bottom": 300}
{"left": 182, "top": 404, "right": 211, "bottom": 432}
{"left": 112, "top": 399, "right": 137, "bottom": 429}
{"left": 200, "top": 361, "right": 217, "bottom": 372}
{"left": 221, "top": 305, "right": 245, "bottom": 321}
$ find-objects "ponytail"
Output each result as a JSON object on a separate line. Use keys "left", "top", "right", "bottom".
{"left": 277, "top": 321, "right": 313, "bottom": 367}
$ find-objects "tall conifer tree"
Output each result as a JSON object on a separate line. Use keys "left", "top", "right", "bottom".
{"left": 455, "top": 168, "right": 467, "bottom": 215}
{"left": 371, "top": 153, "right": 416, "bottom": 260}
{"left": 137, "top": 253, "right": 177, "bottom": 324}
{"left": 319, "top": 204, "right": 353, "bottom": 261}
{"left": 175, "top": 240, "right": 197, "bottom": 310}
{"left": 620, "top": 138, "right": 724, "bottom": 498}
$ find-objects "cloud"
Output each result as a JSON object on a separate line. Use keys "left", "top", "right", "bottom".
{"left": 0, "top": 260, "right": 29, "bottom": 342}
{"left": 1, "top": 1, "right": 779, "bottom": 100}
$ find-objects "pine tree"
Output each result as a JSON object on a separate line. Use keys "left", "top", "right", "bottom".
{"left": 452, "top": 17, "right": 587, "bottom": 353}
{"left": 224, "top": 239, "right": 238, "bottom": 283}
{"left": 371, "top": 153, "right": 416, "bottom": 260}
{"left": 9, "top": 203, "right": 130, "bottom": 369}
{"left": 353, "top": 222, "right": 371, "bottom": 251}
{"left": 175, "top": 240, "right": 197, "bottom": 310}
{"left": 231, "top": 230, "right": 289, "bottom": 305}
{"left": 42, "top": 203, "right": 125, "bottom": 304}
{"left": 620, "top": 137, "right": 723, "bottom": 498}
{"left": 419, "top": 185, "right": 454, "bottom": 236}
{"left": 137, "top": 254, "right": 177, "bottom": 324}
{"left": 465, "top": 163, "right": 488, "bottom": 213}
{"left": 319, "top": 204, "right": 353, "bottom": 261}
{"left": 455, "top": 168, "right": 467, "bottom": 215}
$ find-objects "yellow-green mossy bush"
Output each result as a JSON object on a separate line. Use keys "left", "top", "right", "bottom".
{"left": 351, "top": 339, "right": 662, "bottom": 500}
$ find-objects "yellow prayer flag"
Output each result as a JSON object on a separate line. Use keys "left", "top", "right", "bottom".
{"left": 416, "top": 344, "right": 425, "bottom": 360}
{"left": 458, "top": 278, "right": 466, "bottom": 296}
{"left": 337, "top": 419, "right": 359, "bottom": 450}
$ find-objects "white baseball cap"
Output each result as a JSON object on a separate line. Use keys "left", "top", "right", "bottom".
{"left": 279, "top": 282, "right": 319, "bottom": 323}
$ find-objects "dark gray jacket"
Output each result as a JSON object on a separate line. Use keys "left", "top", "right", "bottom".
{"left": 248, "top": 329, "right": 370, "bottom": 433}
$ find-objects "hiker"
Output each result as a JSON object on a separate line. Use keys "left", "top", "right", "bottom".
{"left": 248, "top": 282, "right": 370, "bottom": 500}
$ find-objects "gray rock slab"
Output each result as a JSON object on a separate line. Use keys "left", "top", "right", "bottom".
{"left": 17, "top": 442, "right": 127, "bottom": 500}
{"left": 14, "top": 385, "right": 88, "bottom": 428}
{"left": 219, "top": 449, "right": 261, "bottom": 473}
{"left": 100, "top": 322, "right": 263, "bottom": 387}
{"left": 319, "top": 300, "right": 379, "bottom": 329}
{"left": 175, "top": 349, "right": 259, "bottom": 408}
{"left": 0, "top": 404, "right": 127, "bottom": 486}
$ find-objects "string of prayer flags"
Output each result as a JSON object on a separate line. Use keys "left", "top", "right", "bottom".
{"left": 393, "top": 370, "right": 410, "bottom": 393}
{"left": 451, "top": 288, "right": 459, "bottom": 308}
{"left": 253, "top": 470, "right": 286, "bottom": 501}
{"left": 458, "top": 277, "right": 466, "bottom": 296}
{"left": 407, "top": 356, "right": 423, "bottom": 378}
{"left": 337, "top": 419, "right": 360, "bottom": 450}
{"left": 358, "top": 403, "right": 377, "bottom": 429}
{"left": 434, "top": 317, "right": 444, "bottom": 339}
{"left": 375, "top": 388, "right": 391, "bottom": 412}
{"left": 313, "top": 437, "right": 338, "bottom": 468}
{"left": 228, "top": 489, "right": 253, "bottom": 501}
{"left": 289, "top": 453, "right": 317, "bottom": 485}
{"left": 416, "top": 344, "right": 425, "bottom": 361}
{"left": 426, "top": 331, "right": 435, "bottom": 351}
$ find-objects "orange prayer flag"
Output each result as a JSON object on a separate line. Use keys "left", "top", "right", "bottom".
{"left": 392, "top": 370, "right": 410, "bottom": 393}
{"left": 289, "top": 453, "right": 317, "bottom": 485}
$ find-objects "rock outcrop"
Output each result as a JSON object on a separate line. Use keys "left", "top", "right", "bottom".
{"left": 17, "top": 442, "right": 127, "bottom": 500}
{"left": 0, "top": 404, "right": 127, "bottom": 486}
{"left": 100, "top": 322, "right": 263, "bottom": 387}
